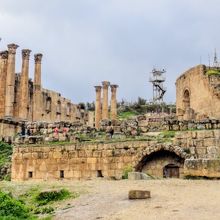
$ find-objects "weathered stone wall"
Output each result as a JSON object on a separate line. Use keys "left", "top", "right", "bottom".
{"left": 176, "top": 65, "right": 220, "bottom": 120}
{"left": 11, "top": 129, "right": 220, "bottom": 181}
{"left": 0, "top": 119, "right": 20, "bottom": 143}
{"left": 184, "top": 159, "right": 220, "bottom": 178}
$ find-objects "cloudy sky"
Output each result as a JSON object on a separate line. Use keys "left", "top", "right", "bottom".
{"left": 0, "top": 0, "right": 219, "bottom": 104}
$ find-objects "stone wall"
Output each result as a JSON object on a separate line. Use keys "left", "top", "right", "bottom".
{"left": 176, "top": 65, "right": 220, "bottom": 120}
{"left": 0, "top": 119, "right": 20, "bottom": 143}
{"left": 184, "top": 159, "right": 220, "bottom": 178}
{"left": 11, "top": 129, "right": 220, "bottom": 181}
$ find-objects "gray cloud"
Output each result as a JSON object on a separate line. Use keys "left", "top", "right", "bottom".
{"left": 0, "top": 0, "right": 220, "bottom": 103}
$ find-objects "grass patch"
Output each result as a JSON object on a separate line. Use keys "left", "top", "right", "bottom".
{"left": 122, "top": 164, "right": 133, "bottom": 179}
{"left": 161, "top": 131, "right": 176, "bottom": 139}
{"left": 118, "top": 111, "right": 138, "bottom": 119}
{"left": 35, "top": 189, "right": 72, "bottom": 206}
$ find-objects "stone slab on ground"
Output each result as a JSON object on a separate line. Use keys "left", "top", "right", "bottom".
{"left": 128, "top": 190, "right": 151, "bottom": 199}
{"left": 128, "top": 172, "right": 152, "bottom": 180}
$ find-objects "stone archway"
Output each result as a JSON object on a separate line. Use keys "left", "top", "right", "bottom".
{"left": 135, "top": 144, "right": 190, "bottom": 178}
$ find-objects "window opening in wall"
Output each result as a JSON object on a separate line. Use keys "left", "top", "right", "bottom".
{"left": 28, "top": 171, "right": 33, "bottom": 178}
{"left": 60, "top": 170, "right": 64, "bottom": 179}
{"left": 46, "top": 97, "right": 52, "bottom": 112}
{"left": 97, "top": 170, "right": 103, "bottom": 178}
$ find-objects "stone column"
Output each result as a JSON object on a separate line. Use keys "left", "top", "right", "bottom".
{"left": 0, "top": 51, "right": 8, "bottom": 118}
{"left": 5, "top": 43, "right": 19, "bottom": 118}
{"left": 95, "top": 86, "right": 102, "bottom": 129}
{"left": 110, "top": 84, "right": 118, "bottom": 120}
{"left": 33, "top": 53, "right": 43, "bottom": 121}
{"left": 34, "top": 53, "right": 43, "bottom": 90}
{"left": 102, "top": 81, "right": 110, "bottom": 120}
{"left": 19, "top": 49, "right": 31, "bottom": 120}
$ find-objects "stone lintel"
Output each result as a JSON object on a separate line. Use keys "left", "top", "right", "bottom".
{"left": 34, "top": 53, "right": 43, "bottom": 63}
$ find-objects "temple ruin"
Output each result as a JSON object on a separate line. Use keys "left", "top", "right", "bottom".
{"left": 94, "top": 81, "right": 118, "bottom": 129}
{"left": 0, "top": 43, "right": 80, "bottom": 123}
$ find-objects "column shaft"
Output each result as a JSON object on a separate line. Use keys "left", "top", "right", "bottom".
{"left": 110, "top": 85, "right": 118, "bottom": 120}
{"left": 95, "top": 86, "right": 102, "bottom": 129}
{"left": 5, "top": 44, "right": 19, "bottom": 118}
{"left": 0, "top": 51, "right": 8, "bottom": 118}
{"left": 102, "top": 81, "right": 110, "bottom": 119}
{"left": 33, "top": 53, "right": 43, "bottom": 121}
{"left": 19, "top": 49, "right": 31, "bottom": 119}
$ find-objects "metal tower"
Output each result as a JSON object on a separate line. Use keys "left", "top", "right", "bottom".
{"left": 213, "top": 49, "right": 219, "bottom": 68}
{"left": 149, "top": 68, "right": 166, "bottom": 103}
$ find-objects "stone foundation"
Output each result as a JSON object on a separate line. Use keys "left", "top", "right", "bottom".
{"left": 11, "top": 129, "right": 220, "bottom": 181}
{"left": 184, "top": 159, "right": 220, "bottom": 178}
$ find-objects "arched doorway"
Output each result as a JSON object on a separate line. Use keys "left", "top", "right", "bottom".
{"left": 136, "top": 150, "right": 184, "bottom": 178}
{"left": 163, "top": 164, "right": 180, "bottom": 178}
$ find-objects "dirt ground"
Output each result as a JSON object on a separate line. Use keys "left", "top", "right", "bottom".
{"left": 54, "top": 179, "right": 220, "bottom": 220}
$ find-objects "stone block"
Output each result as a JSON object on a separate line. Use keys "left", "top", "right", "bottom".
{"left": 128, "top": 190, "right": 151, "bottom": 199}
{"left": 128, "top": 172, "right": 152, "bottom": 180}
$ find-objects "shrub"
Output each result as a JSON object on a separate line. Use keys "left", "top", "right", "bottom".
{"left": 0, "top": 191, "right": 31, "bottom": 219}
{"left": 206, "top": 69, "right": 220, "bottom": 76}
{"left": 122, "top": 164, "right": 133, "bottom": 179}
{"left": 34, "top": 206, "right": 54, "bottom": 214}
{"left": 35, "top": 189, "right": 71, "bottom": 205}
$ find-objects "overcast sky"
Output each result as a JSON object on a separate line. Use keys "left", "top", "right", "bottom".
{"left": 0, "top": 0, "right": 219, "bottom": 104}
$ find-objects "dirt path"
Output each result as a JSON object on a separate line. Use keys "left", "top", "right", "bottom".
{"left": 54, "top": 179, "right": 220, "bottom": 220}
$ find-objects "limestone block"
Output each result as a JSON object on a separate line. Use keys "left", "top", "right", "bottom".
{"left": 213, "top": 130, "right": 220, "bottom": 139}
{"left": 53, "top": 151, "right": 62, "bottom": 159}
{"left": 203, "top": 138, "right": 216, "bottom": 147}
{"left": 128, "top": 190, "right": 151, "bottom": 199}
{"left": 207, "top": 146, "right": 219, "bottom": 159}
{"left": 87, "top": 158, "right": 97, "bottom": 164}
{"left": 128, "top": 172, "right": 152, "bottom": 180}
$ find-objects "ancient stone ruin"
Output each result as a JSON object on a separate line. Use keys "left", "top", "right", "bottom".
{"left": 0, "top": 40, "right": 219, "bottom": 181}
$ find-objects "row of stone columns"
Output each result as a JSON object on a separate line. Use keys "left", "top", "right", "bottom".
{"left": 0, "top": 43, "right": 43, "bottom": 120}
{"left": 94, "top": 81, "right": 118, "bottom": 129}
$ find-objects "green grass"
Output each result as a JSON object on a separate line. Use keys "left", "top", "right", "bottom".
{"left": 118, "top": 111, "right": 139, "bottom": 119}
{"left": 206, "top": 69, "right": 220, "bottom": 76}
{"left": 161, "top": 131, "right": 176, "bottom": 139}
{"left": 35, "top": 189, "right": 72, "bottom": 206}
{"left": 122, "top": 164, "right": 133, "bottom": 179}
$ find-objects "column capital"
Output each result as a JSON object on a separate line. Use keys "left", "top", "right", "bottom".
{"left": 110, "top": 84, "right": 119, "bottom": 89}
{"left": 7, "top": 44, "right": 19, "bottom": 54}
{"left": 22, "top": 49, "right": 31, "bottom": 60}
{"left": 102, "top": 81, "right": 110, "bottom": 88}
{"left": 0, "top": 50, "right": 8, "bottom": 59}
{"left": 94, "top": 86, "right": 102, "bottom": 92}
{"left": 34, "top": 53, "right": 43, "bottom": 63}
